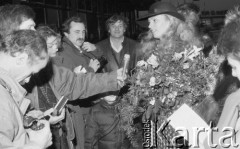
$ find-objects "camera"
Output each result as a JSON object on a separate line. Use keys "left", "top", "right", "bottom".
{"left": 96, "top": 56, "right": 108, "bottom": 73}
{"left": 23, "top": 115, "right": 49, "bottom": 130}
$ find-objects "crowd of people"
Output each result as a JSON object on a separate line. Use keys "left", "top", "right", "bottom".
{"left": 0, "top": 1, "right": 240, "bottom": 149}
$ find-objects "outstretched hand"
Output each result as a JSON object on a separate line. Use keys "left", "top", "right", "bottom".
{"left": 116, "top": 68, "right": 127, "bottom": 87}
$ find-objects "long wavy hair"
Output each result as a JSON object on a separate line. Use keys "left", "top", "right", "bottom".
{"left": 138, "top": 14, "right": 203, "bottom": 60}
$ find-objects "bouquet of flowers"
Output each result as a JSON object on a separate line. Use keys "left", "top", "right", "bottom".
{"left": 116, "top": 40, "right": 224, "bottom": 146}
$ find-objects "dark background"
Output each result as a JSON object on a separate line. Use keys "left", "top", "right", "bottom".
{"left": 0, "top": 0, "right": 229, "bottom": 42}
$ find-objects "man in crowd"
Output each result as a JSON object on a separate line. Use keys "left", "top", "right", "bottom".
{"left": 96, "top": 15, "right": 138, "bottom": 74}
{"left": 0, "top": 4, "right": 35, "bottom": 37}
{"left": 0, "top": 4, "right": 126, "bottom": 149}
{"left": 53, "top": 16, "right": 105, "bottom": 148}
{"left": 54, "top": 16, "right": 100, "bottom": 73}
{"left": 0, "top": 29, "right": 52, "bottom": 149}
{"left": 94, "top": 15, "right": 139, "bottom": 104}
{"left": 0, "top": 5, "right": 52, "bottom": 148}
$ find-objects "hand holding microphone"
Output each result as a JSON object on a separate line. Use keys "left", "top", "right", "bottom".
{"left": 117, "top": 54, "right": 130, "bottom": 87}
{"left": 122, "top": 54, "right": 130, "bottom": 79}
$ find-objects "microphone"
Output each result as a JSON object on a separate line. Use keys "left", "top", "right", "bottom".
{"left": 122, "top": 54, "right": 130, "bottom": 78}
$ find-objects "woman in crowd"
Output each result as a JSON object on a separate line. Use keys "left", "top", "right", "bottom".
{"left": 135, "top": 2, "right": 219, "bottom": 148}
{"left": 204, "top": 6, "right": 240, "bottom": 148}
{"left": 28, "top": 26, "right": 68, "bottom": 149}
{"left": 137, "top": 2, "right": 203, "bottom": 60}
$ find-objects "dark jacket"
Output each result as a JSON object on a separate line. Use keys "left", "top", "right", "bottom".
{"left": 96, "top": 37, "right": 138, "bottom": 74}
{"left": 52, "top": 37, "right": 103, "bottom": 148}
{"left": 85, "top": 100, "right": 130, "bottom": 149}
{"left": 26, "top": 63, "right": 120, "bottom": 149}
{"left": 53, "top": 37, "right": 101, "bottom": 72}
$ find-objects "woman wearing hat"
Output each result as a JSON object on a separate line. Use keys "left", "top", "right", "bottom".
{"left": 134, "top": 1, "right": 218, "bottom": 148}
{"left": 137, "top": 2, "right": 203, "bottom": 52}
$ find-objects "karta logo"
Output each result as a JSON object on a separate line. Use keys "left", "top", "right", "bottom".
{"left": 156, "top": 121, "right": 239, "bottom": 148}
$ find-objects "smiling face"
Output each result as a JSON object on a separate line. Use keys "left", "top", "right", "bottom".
{"left": 108, "top": 20, "right": 126, "bottom": 38}
{"left": 65, "top": 21, "right": 86, "bottom": 48}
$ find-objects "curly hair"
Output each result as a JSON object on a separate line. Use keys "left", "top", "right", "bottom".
{"left": 37, "top": 25, "right": 60, "bottom": 40}
{"left": 217, "top": 6, "right": 240, "bottom": 59}
{"left": 105, "top": 15, "right": 128, "bottom": 31}
{"left": 138, "top": 14, "right": 203, "bottom": 59}
{"left": 177, "top": 3, "right": 200, "bottom": 25}
{"left": 0, "top": 30, "right": 48, "bottom": 64}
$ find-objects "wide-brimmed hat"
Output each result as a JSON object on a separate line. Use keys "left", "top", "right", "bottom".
{"left": 137, "top": 2, "right": 185, "bottom": 27}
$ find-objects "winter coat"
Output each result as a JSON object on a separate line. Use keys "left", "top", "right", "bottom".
{"left": 53, "top": 37, "right": 101, "bottom": 72}
{"left": 0, "top": 68, "right": 42, "bottom": 149}
{"left": 85, "top": 100, "right": 130, "bottom": 149}
{"left": 52, "top": 37, "right": 105, "bottom": 148}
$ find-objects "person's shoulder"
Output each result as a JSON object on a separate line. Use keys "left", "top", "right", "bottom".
{"left": 228, "top": 89, "right": 240, "bottom": 98}
{"left": 61, "top": 38, "right": 76, "bottom": 54}
{"left": 52, "top": 64, "right": 73, "bottom": 74}
{"left": 124, "top": 37, "right": 140, "bottom": 50}
{"left": 125, "top": 37, "right": 138, "bottom": 44}
{"left": 96, "top": 38, "right": 109, "bottom": 46}
{"left": 225, "top": 89, "right": 240, "bottom": 107}
{"left": 0, "top": 82, "right": 14, "bottom": 107}
{"left": 95, "top": 38, "right": 110, "bottom": 52}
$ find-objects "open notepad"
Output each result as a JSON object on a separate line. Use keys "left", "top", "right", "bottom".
{"left": 167, "top": 104, "right": 209, "bottom": 148}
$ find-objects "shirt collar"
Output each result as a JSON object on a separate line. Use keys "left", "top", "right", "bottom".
{"left": 110, "top": 36, "right": 124, "bottom": 53}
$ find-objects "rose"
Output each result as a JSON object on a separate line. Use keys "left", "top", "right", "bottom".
{"left": 149, "top": 97, "right": 156, "bottom": 105}
{"left": 183, "top": 62, "right": 190, "bottom": 69}
{"left": 147, "top": 54, "right": 159, "bottom": 68}
{"left": 136, "top": 60, "right": 148, "bottom": 67}
{"left": 185, "top": 45, "right": 202, "bottom": 61}
{"left": 173, "top": 52, "right": 184, "bottom": 61}
{"left": 149, "top": 76, "right": 156, "bottom": 86}
{"left": 136, "top": 70, "right": 145, "bottom": 86}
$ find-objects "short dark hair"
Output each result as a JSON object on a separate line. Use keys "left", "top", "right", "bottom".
{"left": 0, "top": 30, "right": 48, "bottom": 64}
{"left": 0, "top": 4, "right": 35, "bottom": 38}
{"left": 62, "top": 16, "right": 86, "bottom": 34}
{"left": 105, "top": 15, "right": 128, "bottom": 31}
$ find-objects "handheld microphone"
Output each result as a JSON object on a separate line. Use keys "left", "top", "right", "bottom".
{"left": 122, "top": 54, "right": 130, "bottom": 78}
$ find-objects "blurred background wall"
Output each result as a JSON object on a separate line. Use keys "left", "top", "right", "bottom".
{"left": 1, "top": 0, "right": 239, "bottom": 42}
